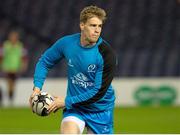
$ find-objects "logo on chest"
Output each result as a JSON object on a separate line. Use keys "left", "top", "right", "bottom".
{"left": 68, "top": 59, "right": 74, "bottom": 67}
{"left": 87, "top": 64, "right": 96, "bottom": 73}
{"left": 71, "top": 73, "right": 94, "bottom": 88}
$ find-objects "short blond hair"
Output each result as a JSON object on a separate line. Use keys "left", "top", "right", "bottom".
{"left": 80, "top": 5, "right": 107, "bottom": 24}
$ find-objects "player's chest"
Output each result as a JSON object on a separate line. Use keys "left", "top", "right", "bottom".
{"left": 65, "top": 48, "right": 99, "bottom": 73}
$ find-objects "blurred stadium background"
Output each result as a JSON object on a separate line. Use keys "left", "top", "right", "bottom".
{"left": 0, "top": 0, "right": 180, "bottom": 134}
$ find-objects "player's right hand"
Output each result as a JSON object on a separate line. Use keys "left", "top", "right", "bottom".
{"left": 29, "top": 87, "right": 41, "bottom": 111}
{"left": 47, "top": 96, "right": 65, "bottom": 114}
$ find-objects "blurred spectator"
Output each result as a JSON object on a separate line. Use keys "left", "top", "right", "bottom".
{"left": 1, "top": 30, "right": 28, "bottom": 103}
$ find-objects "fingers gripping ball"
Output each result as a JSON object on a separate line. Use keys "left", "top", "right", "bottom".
{"left": 32, "top": 92, "right": 54, "bottom": 116}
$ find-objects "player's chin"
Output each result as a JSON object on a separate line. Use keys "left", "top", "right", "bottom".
{"left": 90, "top": 38, "right": 98, "bottom": 44}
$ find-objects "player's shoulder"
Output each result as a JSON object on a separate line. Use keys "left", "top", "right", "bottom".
{"left": 98, "top": 39, "right": 116, "bottom": 61}
{"left": 98, "top": 39, "right": 114, "bottom": 53}
{"left": 3, "top": 40, "right": 10, "bottom": 46}
{"left": 52, "top": 33, "right": 80, "bottom": 50}
{"left": 57, "top": 33, "right": 80, "bottom": 43}
{"left": 99, "top": 39, "right": 111, "bottom": 47}
{"left": 3, "top": 40, "right": 23, "bottom": 47}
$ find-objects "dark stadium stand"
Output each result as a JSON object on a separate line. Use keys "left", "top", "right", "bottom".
{"left": 0, "top": 0, "right": 180, "bottom": 77}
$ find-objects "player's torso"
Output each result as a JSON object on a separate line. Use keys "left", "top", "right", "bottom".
{"left": 58, "top": 34, "right": 115, "bottom": 111}
{"left": 63, "top": 41, "right": 101, "bottom": 92}
{"left": 2, "top": 42, "right": 23, "bottom": 71}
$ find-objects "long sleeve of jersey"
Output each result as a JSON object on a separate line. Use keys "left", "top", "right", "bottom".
{"left": 34, "top": 39, "right": 64, "bottom": 89}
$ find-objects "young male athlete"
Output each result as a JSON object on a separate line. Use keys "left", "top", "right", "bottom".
{"left": 29, "top": 5, "right": 116, "bottom": 134}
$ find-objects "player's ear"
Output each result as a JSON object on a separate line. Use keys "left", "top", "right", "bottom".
{"left": 80, "top": 22, "right": 84, "bottom": 31}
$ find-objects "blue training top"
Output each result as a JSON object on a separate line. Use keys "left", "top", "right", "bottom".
{"left": 34, "top": 33, "right": 116, "bottom": 112}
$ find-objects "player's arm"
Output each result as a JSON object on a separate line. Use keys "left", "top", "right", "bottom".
{"left": 21, "top": 47, "right": 28, "bottom": 73}
{"left": 33, "top": 40, "right": 64, "bottom": 90}
{"left": 65, "top": 45, "right": 116, "bottom": 109}
{"left": 29, "top": 39, "right": 65, "bottom": 107}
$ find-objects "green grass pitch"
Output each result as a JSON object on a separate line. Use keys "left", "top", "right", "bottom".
{"left": 0, "top": 106, "right": 180, "bottom": 133}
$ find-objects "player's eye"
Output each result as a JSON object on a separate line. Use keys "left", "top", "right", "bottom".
{"left": 90, "top": 24, "right": 97, "bottom": 27}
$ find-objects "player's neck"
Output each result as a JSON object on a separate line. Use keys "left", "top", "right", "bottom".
{"left": 10, "top": 40, "right": 19, "bottom": 45}
{"left": 80, "top": 36, "right": 95, "bottom": 47}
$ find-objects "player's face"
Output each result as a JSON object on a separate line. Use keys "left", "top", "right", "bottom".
{"left": 80, "top": 16, "right": 103, "bottom": 45}
{"left": 9, "top": 32, "right": 19, "bottom": 44}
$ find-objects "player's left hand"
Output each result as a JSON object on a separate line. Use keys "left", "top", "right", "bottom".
{"left": 47, "top": 96, "right": 65, "bottom": 114}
